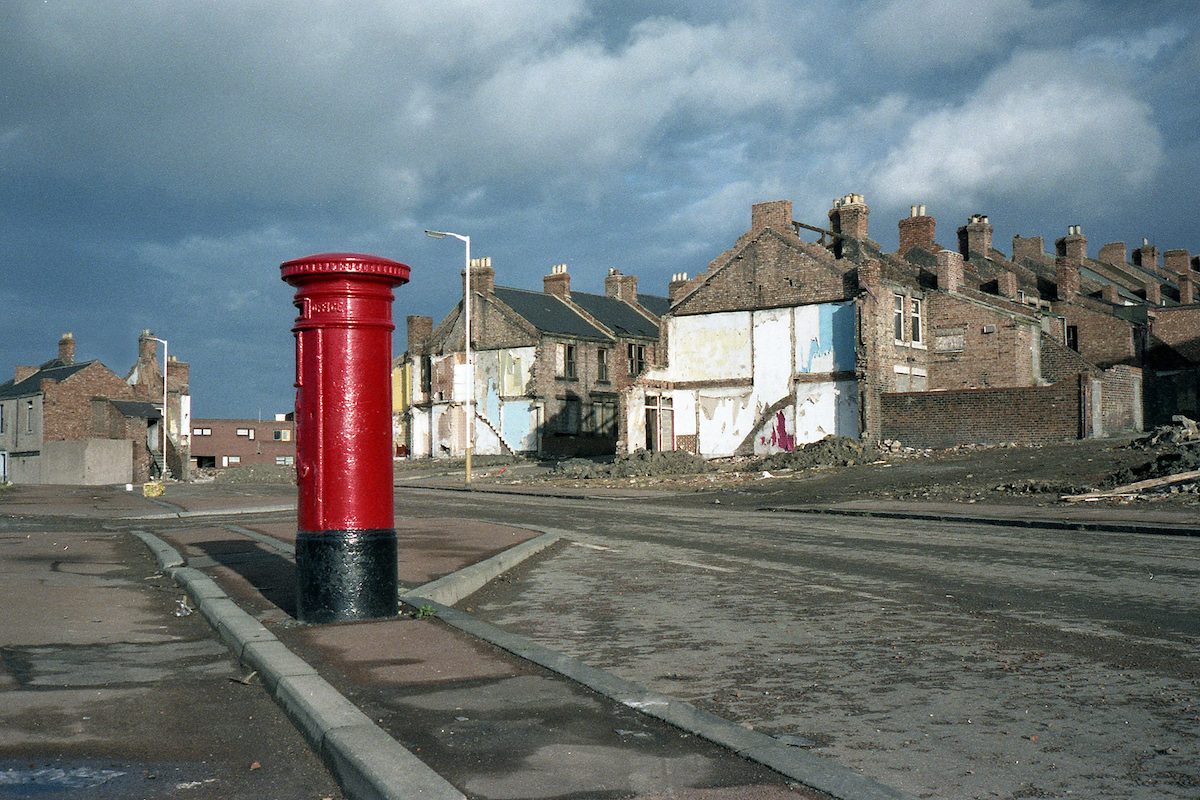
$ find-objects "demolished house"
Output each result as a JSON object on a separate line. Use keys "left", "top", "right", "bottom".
{"left": 621, "top": 196, "right": 1199, "bottom": 456}
{"left": 401, "top": 258, "right": 668, "bottom": 459}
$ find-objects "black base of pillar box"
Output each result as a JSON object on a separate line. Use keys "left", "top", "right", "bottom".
{"left": 295, "top": 528, "right": 398, "bottom": 623}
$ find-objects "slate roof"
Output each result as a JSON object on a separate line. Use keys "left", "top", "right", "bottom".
{"left": 110, "top": 400, "right": 161, "bottom": 420}
{"left": 0, "top": 360, "right": 94, "bottom": 400}
{"left": 570, "top": 291, "right": 661, "bottom": 339}
{"left": 492, "top": 287, "right": 610, "bottom": 340}
{"left": 637, "top": 293, "right": 670, "bottom": 318}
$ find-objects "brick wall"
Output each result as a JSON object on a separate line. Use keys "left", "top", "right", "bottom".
{"left": 1152, "top": 305, "right": 1200, "bottom": 363}
{"left": 881, "top": 376, "right": 1083, "bottom": 448}
{"left": 926, "top": 293, "right": 1038, "bottom": 389}
{"left": 1100, "top": 364, "right": 1142, "bottom": 435}
{"left": 190, "top": 418, "right": 296, "bottom": 468}
{"left": 673, "top": 231, "right": 854, "bottom": 316}
{"left": 1144, "top": 367, "right": 1200, "bottom": 425}
{"left": 1040, "top": 334, "right": 1097, "bottom": 382}
{"left": 1052, "top": 300, "right": 1137, "bottom": 368}
{"left": 42, "top": 363, "right": 135, "bottom": 442}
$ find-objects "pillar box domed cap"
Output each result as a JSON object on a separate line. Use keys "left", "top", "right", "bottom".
{"left": 280, "top": 252, "right": 411, "bottom": 285}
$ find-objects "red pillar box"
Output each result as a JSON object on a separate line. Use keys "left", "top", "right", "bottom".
{"left": 280, "top": 253, "right": 411, "bottom": 623}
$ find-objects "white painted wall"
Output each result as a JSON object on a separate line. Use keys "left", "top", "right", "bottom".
{"left": 628, "top": 300, "right": 860, "bottom": 457}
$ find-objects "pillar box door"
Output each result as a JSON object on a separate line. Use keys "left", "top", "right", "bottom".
{"left": 280, "top": 252, "right": 411, "bottom": 623}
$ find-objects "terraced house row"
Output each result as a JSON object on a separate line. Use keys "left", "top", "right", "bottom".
{"left": 397, "top": 194, "right": 1199, "bottom": 460}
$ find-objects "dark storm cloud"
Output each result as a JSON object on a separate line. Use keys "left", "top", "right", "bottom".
{"left": 1, "top": 1, "right": 1194, "bottom": 415}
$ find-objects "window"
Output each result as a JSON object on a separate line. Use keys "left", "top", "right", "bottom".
{"left": 627, "top": 343, "right": 646, "bottom": 375}
{"left": 275, "top": 455, "right": 295, "bottom": 466}
{"left": 597, "top": 348, "right": 609, "bottom": 383}
{"left": 565, "top": 345, "right": 576, "bottom": 379}
{"left": 273, "top": 429, "right": 291, "bottom": 441}
{"left": 910, "top": 298, "right": 923, "bottom": 345}
{"left": 893, "top": 294, "right": 905, "bottom": 341}
{"left": 25, "top": 400, "right": 34, "bottom": 433}
{"left": 595, "top": 401, "right": 616, "bottom": 437}
{"left": 556, "top": 398, "right": 581, "bottom": 434}
{"left": 222, "top": 455, "right": 242, "bottom": 467}
{"left": 420, "top": 355, "right": 432, "bottom": 395}
{"left": 1066, "top": 325, "right": 1079, "bottom": 352}
{"left": 556, "top": 343, "right": 577, "bottom": 379}
{"left": 0, "top": 403, "right": 4, "bottom": 434}
{"left": 192, "top": 427, "right": 212, "bottom": 436}
{"left": 235, "top": 427, "right": 255, "bottom": 439}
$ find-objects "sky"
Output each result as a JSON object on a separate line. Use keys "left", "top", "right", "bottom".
{"left": 2, "top": 1, "right": 1196, "bottom": 418}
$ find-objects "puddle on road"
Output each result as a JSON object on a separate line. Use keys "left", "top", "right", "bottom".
{"left": 0, "top": 759, "right": 218, "bottom": 798}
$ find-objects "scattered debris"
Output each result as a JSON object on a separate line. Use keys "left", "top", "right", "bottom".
{"left": 174, "top": 597, "right": 193, "bottom": 617}
{"left": 229, "top": 670, "right": 258, "bottom": 685}
{"left": 759, "top": 436, "right": 873, "bottom": 470}
{"left": 553, "top": 449, "right": 714, "bottom": 479}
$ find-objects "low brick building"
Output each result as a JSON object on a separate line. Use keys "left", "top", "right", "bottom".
{"left": 0, "top": 334, "right": 161, "bottom": 484}
{"left": 401, "top": 258, "right": 667, "bottom": 459}
{"left": 189, "top": 415, "right": 295, "bottom": 470}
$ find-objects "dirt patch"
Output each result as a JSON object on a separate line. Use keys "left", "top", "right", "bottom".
{"left": 759, "top": 436, "right": 874, "bottom": 470}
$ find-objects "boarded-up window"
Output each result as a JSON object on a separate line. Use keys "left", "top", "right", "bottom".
{"left": 934, "top": 327, "right": 965, "bottom": 352}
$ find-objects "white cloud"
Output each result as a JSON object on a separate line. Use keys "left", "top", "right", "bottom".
{"left": 868, "top": 51, "right": 1164, "bottom": 212}
{"left": 1077, "top": 25, "right": 1188, "bottom": 63}
{"left": 858, "top": 0, "right": 1071, "bottom": 69}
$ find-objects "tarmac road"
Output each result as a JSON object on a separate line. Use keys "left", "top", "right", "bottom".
{"left": 394, "top": 487, "right": 1200, "bottom": 800}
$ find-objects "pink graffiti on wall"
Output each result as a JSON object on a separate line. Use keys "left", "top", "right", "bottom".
{"left": 763, "top": 410, "right": 795, "bottom": 452}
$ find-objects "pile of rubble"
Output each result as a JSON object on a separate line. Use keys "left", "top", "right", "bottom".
{"left": 1065, "top": 416, "right": 1200, "bottom": 501}
{"left": 759, "top": 436, "right": 874, "bottom": 470}
{"left": 553, "top": 449, "right": 714, "bottom": 479}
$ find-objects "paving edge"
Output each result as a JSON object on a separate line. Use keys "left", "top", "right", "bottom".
{"left": 123, "top": 503, "right": 295, "bottom": 520}
{"left": 399, "top": 595, "right": 912, "bottom": 800}
{"left": 761, "top": 506, "right": 1200, "bottom": 537}
{"left": 130, "top": 530, "right": 466, "bottom": 800}
{"left": 408, "top": 530, "right": 563, "bottom": 605}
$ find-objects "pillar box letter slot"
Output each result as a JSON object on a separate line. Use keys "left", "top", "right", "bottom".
{"left": 280, "top": 252, "right": 411, "bottom": 623}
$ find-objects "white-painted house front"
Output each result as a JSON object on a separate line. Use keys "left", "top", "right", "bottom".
{"left": 626, "top": 301, "right": 859, "bottom": 457}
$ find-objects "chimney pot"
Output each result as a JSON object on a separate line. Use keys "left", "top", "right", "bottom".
{"left": 958, "top": 214, "right": 993, "bottom": 259}
{"left": 544, "top": 263, "right": 571, "bottom": 299}
{"left": 898, "top": 205, "right": 935, "bottom": 256}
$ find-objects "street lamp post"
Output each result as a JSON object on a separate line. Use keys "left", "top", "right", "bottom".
{"left": 424, "top": 229, "right": 474, "bottom": 485}
{"left": 147, "top": 335, "right": 169, "bottom": 478}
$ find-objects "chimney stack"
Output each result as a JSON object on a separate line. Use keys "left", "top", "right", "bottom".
{"left": 957, "top": 214, "right": 993, "bottom": 259}
{"left": 1055, "top": 257, "right": 1080, "bottom": 300}
{"left": 828, "top": 193, "right": 869, "bottom": 242}
{"left": 1098, "top": 242, "right": 1128, "bottom": 267}
{"left": 1180, "top": 272, "right": 1196, "bottom": 305}
{"left": 1163, "top": 249, "right": 1191, "bottom": 277}
{"left": 467, "top": 255, "right": 495, "bottom": 296}
{"left": 1101, "top": 284, "right": 1119, "bottom": 304}
{"left": 138, "top": 329, "right": 157, "bottom": 361}
{"left": 544, "top": 263, "right": 570, "bottom": 299}
{"left": 406, "top": 315, "right": 433, "bottom": 354}
{"left": 668, "top": 272, "right": 691, "bottom": 304}
{"left": 604, "top": 267, "right": 639, "bottom": 302}
{"left": 751, "top": 200, "right": 792, "bottom": 233}
{"left": 58, "top": 332, "right": 76, "bottom": 365}
{"left": 15, "top": 365, "right": 38, "bottom": 383}
{"left": 1144, "top": 280, "right": 1162, "bottom": 306}
{"left": 898, "top": 204, "right": 935, "bottom": 256}
{"left": 1055, "top": 225, "right": 1087, "bottom": 263}
{"left": 1011, "top": 235, "right": 1044, "bottom": 264}
{"left": 997, "top": 271, "right": 1019, "bottom": 299}
{"left": 1133, "top": 238, "right": 1159, "bottom": 270}
{"left": 936, "top": 249, "right": 963, "bottom": 293}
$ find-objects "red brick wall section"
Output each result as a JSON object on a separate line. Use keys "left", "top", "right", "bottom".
{"left": 1052, "top": 300, "right": 1136, "bottom": 368}
{"left": 1100, "top": 365, "right": 1142, "bottom": 435}
{"left": 189, "top": 418, "right": 296, "bottom": 467}
{"left": 1040, "top": 334, "right": 1098, "bottom": 383}
{"left": 1152, "top": 306, "right": 1200, "bottom": 363}
{"left": 926, "top": 293, "right": 1038, "bottom": 390}
{"left": 881, "top": 376, "right": 1083, "bottom": 448}
{"left": 42, "top": 363, "right": 135, "bottom": 442}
